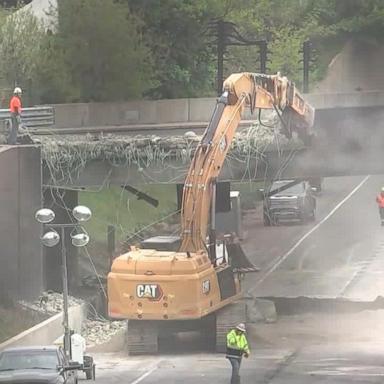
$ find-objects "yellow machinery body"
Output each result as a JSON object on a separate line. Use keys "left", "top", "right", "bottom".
{"left": 108, "top": 248, "right": 241, "bottom": 321}
{"left": 107, "top": 73, "right": 314, "bottom": 353}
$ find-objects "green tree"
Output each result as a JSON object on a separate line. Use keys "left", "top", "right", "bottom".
{"left": 55, "top": 0, "right": 154, "bottom": 102}
{"left": 35, "top": 32, "right": 79, "bottom": 104}
{"left": 4, "top": 0, "right": 384, "bottom": 102}
{"left": 0, "top": 7, "right": 45, "bottom": 95}
{"left": 127, "top": 0, "right": 232, "bottom": 98}
{"left": 209, "top": 0, "right": 384, "bottom": 91}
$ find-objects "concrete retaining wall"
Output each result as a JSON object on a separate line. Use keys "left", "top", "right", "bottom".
{"left": 0, "top": 145, "right": 43, "bottom": 301}
{"left": 53, "top": 99, "right": 192, "bottom": 128}
{"left": 53, "top": 91, "right": 384, "bottom": 129}
{"left": 315, "top": 39, "right": 384, "bottom": 93}
{"left": 0, "top": 304, "right": 86, "bottom": 351}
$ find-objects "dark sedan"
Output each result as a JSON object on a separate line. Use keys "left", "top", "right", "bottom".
{"left": 0, "top": 346, "right": 78, "bottom": 384}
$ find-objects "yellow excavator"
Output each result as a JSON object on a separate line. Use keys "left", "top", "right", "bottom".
{"left": 107, "top": 72, "right": 315, "bottom": 354}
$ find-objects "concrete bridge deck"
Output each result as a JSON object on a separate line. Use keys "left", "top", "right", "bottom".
{"left": 40, "top": 103, "right": 384, "bottom": 187}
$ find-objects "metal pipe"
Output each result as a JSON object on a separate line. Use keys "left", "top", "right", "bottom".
{"left": 61, "top": 226, "right": 71, "bottom": 359}
{"left": 49, "top": 223, "right": 79, "bottom": 228}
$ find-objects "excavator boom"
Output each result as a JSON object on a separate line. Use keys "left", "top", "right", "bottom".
{"left": 179, "top": 72, "right": 314, "bottom": 253}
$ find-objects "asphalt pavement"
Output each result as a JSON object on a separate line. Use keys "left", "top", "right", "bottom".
{"left": 91, "top": 175, "right": 384, "bottom": 384}
{"left": 243, "top": 175, "right": 384, "bottom": 300}
{"left": 92, "top": 343, "right": 384, "bottom": 383}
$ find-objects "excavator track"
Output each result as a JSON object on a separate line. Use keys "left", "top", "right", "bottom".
{"left": 127, "top": 320, "right": 158, "bottom": 355}
{"left": 215, "top": 301, "right": 247, "bottom": 352}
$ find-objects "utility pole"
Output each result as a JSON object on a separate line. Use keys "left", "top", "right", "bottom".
{"left": 60, "top": 226, "right": 71, "bottom": 357}
{"left": 216, "top": 20, "right": 225, "bottom": 96}
{"left": 107, "top": 224, "right": 116, "bottom": 268}
{"left": 302, "top": 40, "right": 312, "bottom": 93}
{"left": 209, "top": 19, "right": 269, "bottom": 95}
{"left": 259, "top": 40, "right": 268, "bottom": 74}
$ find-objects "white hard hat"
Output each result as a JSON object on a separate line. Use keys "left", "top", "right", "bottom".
{"left": 184, "top": 131, "right": 197, "bottom": 139}
{"left": 236, "top": 323, "right": 246, "bottom": 333}
{"left": 13, "top": 87, "right": 22, "bottom": 94}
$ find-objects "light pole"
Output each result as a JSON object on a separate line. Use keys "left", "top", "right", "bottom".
{"left": 35, "top": 205, "right": 92, "bottom": 358}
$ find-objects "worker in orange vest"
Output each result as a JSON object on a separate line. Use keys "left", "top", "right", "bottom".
{"left": 376, "top": 187, "right": 384, "bottom": 225}
{"left": 8, "top": 87, "right": 22, "bottom": 145}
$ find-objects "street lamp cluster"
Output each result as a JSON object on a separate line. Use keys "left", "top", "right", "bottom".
{"left": 35, "top": 206, "right": 91, "bottom": 248}
{"left": 35, "top": 205, "right": 92, "bottom": 357}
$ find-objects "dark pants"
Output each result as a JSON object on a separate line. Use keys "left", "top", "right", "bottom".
{"left": 379, "top": 207, "right": 384, "bottom": 222}
{"left": 7, "top": 114, "right": 19, "bottom": 145}
{"left": 228, "top": 357, "right": 242, "bottom": 384}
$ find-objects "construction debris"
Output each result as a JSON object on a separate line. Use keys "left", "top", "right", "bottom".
{"left": 246, "top": 298, "right": 277, "bottom": 324}
{"left": 37, "top": 119, "right": 304, "bottom": 185}
{"left": 82, "top": 319, "right": 126, "bottom": 347}
{"left": 1, "top": 112, "right": 305, "bottom": 186}
{"left": 19, "top": 290, "right": 125, "bottom": 348}
{"left": 19, "top": 291, "right": 83, "bottom": 316}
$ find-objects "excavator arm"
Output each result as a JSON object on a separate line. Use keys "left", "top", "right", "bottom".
{"left": 179, "top": 72, "right": 315, "bottom": 253}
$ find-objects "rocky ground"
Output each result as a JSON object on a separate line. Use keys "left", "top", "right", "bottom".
{"left": 17, "top": 291, "right": 126, "bottom": 348}
{"left": 19, "top": 291, "right": 83, "bottom": 316}
{"left": 82, "top": 319, "right": 126, "bottom": 348}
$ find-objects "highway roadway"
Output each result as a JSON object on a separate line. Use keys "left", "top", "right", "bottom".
{"left": 92, "top": 343, "right": 384, "bottom": 383}
{"left": 243, "top": 175, "right": 384, "bottom": 300}
{"left": 91, "top": 175, "right": 384, "bottom": 383}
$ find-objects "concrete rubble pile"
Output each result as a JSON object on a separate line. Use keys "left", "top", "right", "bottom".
{"left": 19, "top": 291, "right": 83, "bottom": 316}
{"left": 19, "top": 291, "right": 126, "bottom": 347}
{"left": 82, "top": 319, "right": 127, "bottom": 347}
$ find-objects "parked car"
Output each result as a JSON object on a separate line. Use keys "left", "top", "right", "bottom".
{"left": 308, "top": 177, "right": 323, "bottom": 193}
{"left": 263, "top": 180, "right": 316, "bottom": 225}
{"left": 0, "top": 346, "right": 78, "bottom": 384}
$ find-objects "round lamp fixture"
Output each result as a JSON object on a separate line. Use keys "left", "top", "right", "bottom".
{"left": 35, "top": 208, "right": 55, "bottom": 224}
{"left": 41, "top": 230, "right": 60, "bottom": 247}
{"left": 72, "top": 206, "right": 92, "bottom": 222}
{"left": 71, "top": 233, "right": 90, "bottom": 247}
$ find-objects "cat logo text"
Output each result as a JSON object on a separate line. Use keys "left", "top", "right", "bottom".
{"left": 136, "top": 284, "right": 163, "bottom": 301}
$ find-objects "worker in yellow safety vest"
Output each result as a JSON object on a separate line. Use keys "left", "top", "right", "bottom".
{"left": 226, "top": 323, "right": 250, "bottom": 384}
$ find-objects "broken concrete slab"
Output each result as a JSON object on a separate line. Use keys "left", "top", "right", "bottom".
{"left": 247, "top": 298, "right": 277, "bottom": 324}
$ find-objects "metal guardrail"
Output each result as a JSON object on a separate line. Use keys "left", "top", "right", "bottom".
{"left": 0, "top": 106, "right": 54, "bottom": 132}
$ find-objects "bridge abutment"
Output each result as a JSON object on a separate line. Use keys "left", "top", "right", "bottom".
{"left": 0, "top": 145, "right": 43, "bottom": 301}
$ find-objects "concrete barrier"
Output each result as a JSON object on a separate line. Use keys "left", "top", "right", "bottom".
{"left": 0, "top": 304, "right": 86, "bottom": 351}
{"left": 188, "top": 98, "right": 216, "bottom": 122}
{"left": 54, "top": 103, "right": 90, "bottom": 129}
{"left": 53, "top": 98, "right": 194, "bottom": 128}
{"left": 52, "top": 91, "right": 384, "bottom": 130}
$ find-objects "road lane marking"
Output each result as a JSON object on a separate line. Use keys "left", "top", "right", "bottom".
{"left": 131, "top": 365, "right": 158, "bottom": 384}
{"left": 250, "top": 175, "right": 371, "bottom": 291}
